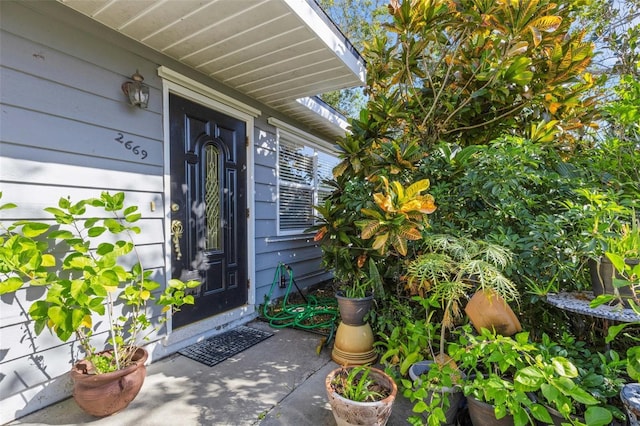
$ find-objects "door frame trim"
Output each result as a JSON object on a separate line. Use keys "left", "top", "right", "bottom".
{"left": 158, "top": 66, "right": 257, "bottom": 338}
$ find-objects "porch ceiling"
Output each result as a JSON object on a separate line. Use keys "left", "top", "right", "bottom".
{"left": 56, "top": 0, "right": 365, "bottom": 139}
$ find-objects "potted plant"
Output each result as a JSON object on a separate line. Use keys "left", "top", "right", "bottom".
{"left": 534, "top": 333, "right": 627, "bottom": 425}
{"left": 594, "top": 214, "right": 640, "bottom": 305}
{"left": 591, "top": 236, "right": 640, "bottom": 423}
{"left": 325, "top": 365, "right": 398, "bottom": 426}
{"left": 313, "top": 177, "right": 437, "bottom": 366}
{"left": 313, "top": 176, "right": 437, "bottom": 299}
{"left": 392, "top": 235, "right": 520, "bottom": 424}
{"left": 405, "top": 234, "right": 521, "bottom": 346}
{"left": 404, "top": 356, "right": 465, "bottom": 426}
{"left": 447, "top": 326, "right": 617, "bottom": 426}
{"left": 571, "top": 189, "right": 638, "bottom": 299}
{"left": 0, "top": 191, "right": 199, "bottom": 417}
{"left": 334, "top": 258, "right": 379, "bottom": 326}
{"left": 374, "top": 295, "right": 464, "bottom": 426}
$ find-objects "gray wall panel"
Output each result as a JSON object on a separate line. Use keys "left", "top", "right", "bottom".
{"left": 0, "top": 1, "right": 334, "bottom": 422}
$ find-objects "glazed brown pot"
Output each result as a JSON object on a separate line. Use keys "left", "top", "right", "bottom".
{"left": 326, "top": 366, "right": 397, "bottom": 426}
{"left": 71, "top": 347, "right": 148, "bottom": 417}
{"left": 464, "top": 289, "right": 522, "bottom": 336}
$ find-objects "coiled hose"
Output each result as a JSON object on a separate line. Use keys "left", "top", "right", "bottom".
{"left": 262, "top": 263, "right": 338, "bottom": 350}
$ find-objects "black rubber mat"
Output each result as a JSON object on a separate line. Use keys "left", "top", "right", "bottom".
{"left": 178, "top": 326, "right": 273, "bottom": 367}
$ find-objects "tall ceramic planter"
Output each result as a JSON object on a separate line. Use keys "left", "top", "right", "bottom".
{"left": 408, "top": 361, "right": 465, "bottom": 426}
{"left": 326, "top": 366, "right": 397, "bottom": 426}
{"left": 332, "top": 291, "right": 377, "bottom": 366}
{"left": 71, "top": 347, "right": 148, "bottom": 417}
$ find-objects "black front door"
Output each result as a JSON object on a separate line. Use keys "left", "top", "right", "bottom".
{"left": 169, "top": 93, "right": 247, "bottom": 328}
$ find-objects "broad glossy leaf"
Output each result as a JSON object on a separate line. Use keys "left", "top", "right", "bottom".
{"left": 551, "top": 356, "right": 577, "bottom": 377}
{"left": 405, "top": 179, "right": 431, "bottom": 198}
{"left": 80, "top": 314, "right": 92, "bottom": 329}
{"left": 530, "top": 16, "right": 562, "bottom": 33}
{"left": 372, "top": 233, "right": 389, "bottom": 252}
{"left": 391, "top": 233, "right": 408, "bottom": 256}
{"left": 70, "top": 279, "right": 86, "bottom": 299}
{"left": 41, "top": 254, "right": 56, "bottom": 267}
{"left": 98, "top": 270, "right": 120, "bottom": 291}
{"left": 29, "top": 300, "right": 49, "bottom": 320}
{"left": 47, "top": 305, "right": 66, "bottom": 326}
{"left": 87, "top": 227, "right": 106, "bottom": 237}
{"left": 71, "top": 308, "right": 86, "bottom": 329}
{"left": 22, "top": 222, "right": 50, "bottom": 238}
{"left": 125, "top": 213, "right": 141, "bottom": 223}
{"left": 529, "top": 403, "right": 552, "bottom": 423}
{"left": 514, "top": 366, "right": 544, "bottom": 390}
{"left": 584, "top": 407, "right": 612, "bottom": 426}
{"left": 507, "top": 41, "right": 529, "bottom": 57}
{"left": 0, "top": 202, "right": 17, "bottom": 211}
{"left": 360, "top": 220, "right": 383, "bottom": 240}
{"left": 0, "top": 277, "right": 24, "bottom": 294}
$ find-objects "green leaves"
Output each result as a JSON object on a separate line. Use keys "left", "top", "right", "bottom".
{"left": 358, "top": 177, "right": 436, "bottom": 256}
{"left": 21, "top": 222, "right": 50, "bottom": 238}
{"left": 1, "top": 191, "right": 199, "bottom": 370}
{"left": 504, "top": 57, "right": 533, "bottom": 86}
{"left": 0, "top": 277, "right": 24, "bottom": 294}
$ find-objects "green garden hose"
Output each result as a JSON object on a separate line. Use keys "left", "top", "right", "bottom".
{"left": 262, "top": 263, "right": 338, "bottom": 348}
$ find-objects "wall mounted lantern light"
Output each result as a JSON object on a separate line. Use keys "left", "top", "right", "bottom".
{"left": 121, "top": 70, "right": 149, "bottom": 109}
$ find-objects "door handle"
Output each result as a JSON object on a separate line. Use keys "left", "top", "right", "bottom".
{"left": 171, "top": 219, "right": 183, "bottom": 260}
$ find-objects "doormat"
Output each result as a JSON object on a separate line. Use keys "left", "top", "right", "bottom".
{"left": 178, "top": 326, "right": 273, "bottom": 367}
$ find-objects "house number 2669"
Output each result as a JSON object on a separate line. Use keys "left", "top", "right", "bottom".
{"left": 114, "top": 133, "right": 148, "bottom": 160}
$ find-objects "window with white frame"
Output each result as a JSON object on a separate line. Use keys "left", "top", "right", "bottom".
{"left": 276, "top": 128, "right": 339, "bottom": 235}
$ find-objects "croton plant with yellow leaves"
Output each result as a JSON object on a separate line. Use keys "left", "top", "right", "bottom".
{"left": 311, "top": 0, "right": 599, "bottom": 300}
{"left": 357, "top": 176, "right": 436, "bottom": 257}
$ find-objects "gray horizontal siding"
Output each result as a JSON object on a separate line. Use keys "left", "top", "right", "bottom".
{"left": 1, "top": 1, "right": 163, "bottom": 108}
{"left": 251, "top": 120, "right": 332, "bottom": 305}
{"left": 0, "top": 183, "right": 164, "bottom": 220}
{"left": 0, "top": 1, "right": 336, "bottom": 422}
{"left": 0, "top": 2, "right": 167, "bottom": 421}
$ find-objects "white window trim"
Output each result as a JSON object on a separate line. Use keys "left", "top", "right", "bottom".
{"left": 269, "top": 118, "right": 338, "bottom": 236}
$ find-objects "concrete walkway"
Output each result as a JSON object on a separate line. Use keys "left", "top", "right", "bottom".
{"left": 9, "top": 321, "right": 412, "bottom": 426}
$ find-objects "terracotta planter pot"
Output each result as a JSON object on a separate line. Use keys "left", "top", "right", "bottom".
{"left": 326, "top": 366, "right": 397, "bottom": 426}
{"left": 464, "top": 289, "right": 521, "bottom": 336}
{"left": 336, "top": 291, "right": 374, "bottom": 326}
{"left": 408, "top": 361, "right": 465, "bottom": 426}
{"left": 71, "top": 347, "right": 148, "bottom": 417}
{"left": 466, "top": 396, "right": 514, "bottom": 426}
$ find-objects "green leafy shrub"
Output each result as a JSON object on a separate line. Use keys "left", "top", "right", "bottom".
{"left": 0, "top": 192, "right": 199, "bottom": 371}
